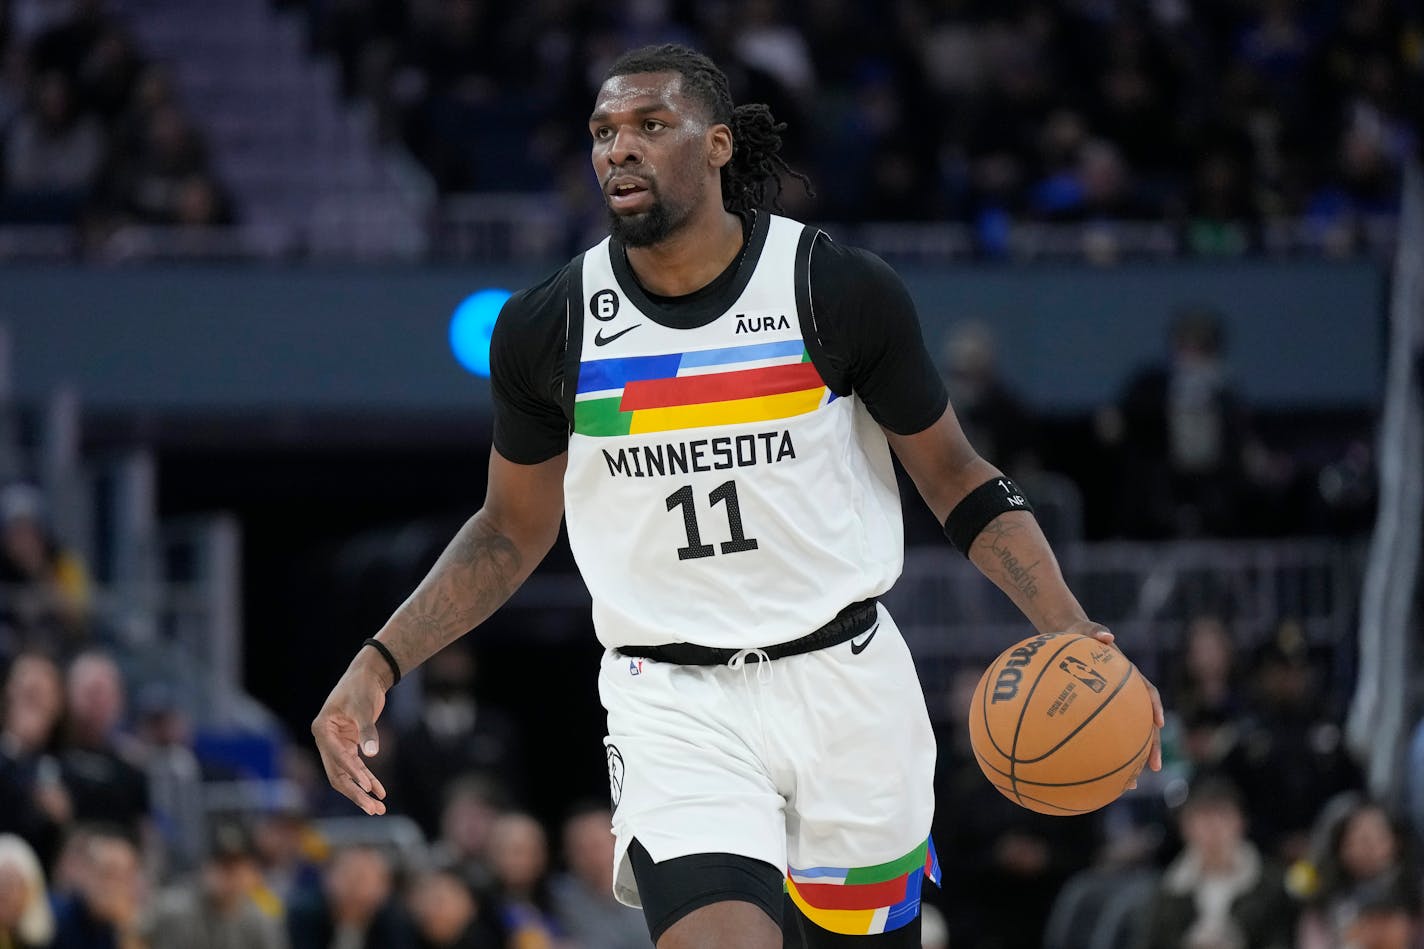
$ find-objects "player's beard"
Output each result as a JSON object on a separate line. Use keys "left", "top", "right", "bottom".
{"left": 606, "top": 180, "right": 697, "bottom": 248}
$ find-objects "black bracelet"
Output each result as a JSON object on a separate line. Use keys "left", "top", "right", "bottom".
{"left": 362, "top": 638, "right": 402, "bottom": 687}
{"left": 944, "top": 476, "right": 1035, "bottom": 555}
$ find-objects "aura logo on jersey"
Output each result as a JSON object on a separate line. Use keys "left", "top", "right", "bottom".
{"left": 734, "top": 313, "right": 790, "bottom": 334}
{"left": 990, "top": 632, "right": 1058, "bottom": 704}
{"left": 574, "top": 339, "right": 833, "bottom": 437}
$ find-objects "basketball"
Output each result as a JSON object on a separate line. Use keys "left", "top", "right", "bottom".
{"left": 968, "top": 631, "right": 1154, "bottom": 815}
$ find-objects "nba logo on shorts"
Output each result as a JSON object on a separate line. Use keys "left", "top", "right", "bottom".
{"left": 628, "top": 658, "right": 643, "bottom": 676}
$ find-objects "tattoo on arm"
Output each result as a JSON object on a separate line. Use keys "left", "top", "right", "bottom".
{"left": 974, "top": 518, "right": 1041, "bottom": 601}
{"left": 388, "top": 517, "right": 524, "bottom": 669}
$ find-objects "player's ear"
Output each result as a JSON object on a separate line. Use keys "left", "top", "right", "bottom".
{"left": 707, "top": 122, "right": 733, "bottom": 170}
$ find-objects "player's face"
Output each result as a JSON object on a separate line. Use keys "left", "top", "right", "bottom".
{"left": 589, "top": 72, "right": 723, "bottom": 247}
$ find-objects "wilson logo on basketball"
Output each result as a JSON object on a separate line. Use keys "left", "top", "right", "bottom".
{"left": 990, "top": 632, "right": 1057, "bottom": 704}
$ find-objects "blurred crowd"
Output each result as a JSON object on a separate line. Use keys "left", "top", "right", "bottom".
{"left": 3, "top": 0, "right": 1421, "bottom": 254}
{"left": 0, "top": 482, "right": 652, "bottom": 949}
{"left": 285, "top": 0, "right": 1423, "bottom": 254}
{"left": 0, "top": 644, "right": 654, "bottom": 949}
{"left": 0, "top": 0, "right": 233, "bottom": 238}
{"left": 932, "top": 612, "right": 1424, "bottom": 949}
{"left": 933, "top": 304, "right": 1372, "bottom": 544}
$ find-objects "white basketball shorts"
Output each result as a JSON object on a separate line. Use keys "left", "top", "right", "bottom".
{"left": 599, "top": 602, "right": 941, "bottom": 935}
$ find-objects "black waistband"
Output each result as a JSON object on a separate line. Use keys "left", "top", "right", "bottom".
{"left": 619, "top": 598, "right": 879, "bottom": 666}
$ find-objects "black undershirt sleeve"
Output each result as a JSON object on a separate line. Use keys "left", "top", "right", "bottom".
{"left": 489, "top": 266, "right": 572, "bottom": 464}
{"left": 806, "top": 236, "right": 949, "bottom": 435}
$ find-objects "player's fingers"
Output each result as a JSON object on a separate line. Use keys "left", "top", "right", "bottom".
{"left": 1146, "top": 679, "right": 1165, "bottom": 727}
{"left": 319, "top": 737, "right": 377, "bottom": 796}
{"left": 1089, "top": 628, "right": 1115, "bottom": 644}
{"left": 1145, "top": 680, "right": 1165, "bottom": 771}
{"left": 344, "top": 755, "right": 376, "bottom": 795}
{"left": 359, "top": 722, "right": 380, "bottom": 759}
{"left": 342, "top": 773, "right": 387, "bottom": 816}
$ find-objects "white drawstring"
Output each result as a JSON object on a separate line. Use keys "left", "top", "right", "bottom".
{"left": 728, "top": 647, "right": 773, "bottom": 684}
{"left": 728, "top": 648, "right": 774, "bottom": 756}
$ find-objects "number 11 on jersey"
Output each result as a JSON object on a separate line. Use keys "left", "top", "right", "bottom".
{"left": 665, "top": 480, "right": 759, "bottom": 561}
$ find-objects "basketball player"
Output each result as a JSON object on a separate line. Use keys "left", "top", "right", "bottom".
{"left": 311, "top": 45, "right": 1165, "bottom": 949}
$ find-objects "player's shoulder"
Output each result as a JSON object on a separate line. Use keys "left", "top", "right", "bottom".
{"left": 798, "top": 226, "right": 908, "bottom": 299}
{"left": 498, "top": 255, "right": 584, "bottom": 331}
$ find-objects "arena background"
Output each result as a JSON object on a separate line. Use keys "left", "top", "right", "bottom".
{"left": 0, "top": 1, "right": 1421, "bottom": 947}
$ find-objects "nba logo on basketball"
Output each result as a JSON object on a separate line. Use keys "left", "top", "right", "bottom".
{"left": 628, "top": 659, "right": 643, "bottom": 676}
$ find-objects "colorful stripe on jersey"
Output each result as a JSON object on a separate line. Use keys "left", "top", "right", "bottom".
{"left": 786, "top": 838, "right": 941, "bottom": 935}
{"left": 573, "top": 339, "right": 832, "bottom": 437}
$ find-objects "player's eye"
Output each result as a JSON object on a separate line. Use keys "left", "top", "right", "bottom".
{"left": 593, "top": 126, "right": 612, "bottom": 140}
{"left": 643, "top": 119, "right": 665, "bottom": 133}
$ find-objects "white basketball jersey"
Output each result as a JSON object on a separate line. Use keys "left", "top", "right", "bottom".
{"left": 563, "top": 215, "right": 904, "bottom": 650}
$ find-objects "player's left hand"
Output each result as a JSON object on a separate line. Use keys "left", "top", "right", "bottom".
{"left": 1063, "top": 619, "right": 1165, "bottom": 782}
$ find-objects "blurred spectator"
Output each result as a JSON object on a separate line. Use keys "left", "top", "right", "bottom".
{"left": 57, "top": 651, "right": 150, "bottom": 836}
{"left": 131, "top": 683, "right": 204, "bottom": 876}
{"left": 270, "top": 0, "right": 1418, "bottom": 252}
{"left": 0, "top": 653, "right": 70, "bottom": 868}
{"left": 406, "top": 867, "right": 501, "bottom": 949}
{"left": 91, "top": 103, "right": 225, "bottom": 227}
{"left": 0, "top": 833, "right": 55, "bottom": 948}
{"left": 429, "top": 774, "right": 504, "bottom": 893}
{"left": 287, "top": 844, "right": 415, "bottom": 949}
{"left": 1172, "top": 615, "right": 1246, "bottom": 724}
{"left": 1220, "top": 624, "right": 1362, "bottom": 863}
{"left": 51, "top": 826, "right": 148, "bottom": 949}
{"left": 1334, "top": 889, "right": 1422, "bottom": 949}
{"left": 146, "top": 820, "right": 288, "bottom": 949}
{"left": 251, "top": 800, "right": 324, "bottom": 916}
{"left": 387, "top": 643, "right": 523, "bottom": 841}
{"left": 0, "top": 70, "right": 101, "bottom": 222}
{"left": 0, "top": 484, "right": 91, "bottom": 654}
{"left": 485, "top": 813, "right": 558, "bottom": 949}
{"left": 731, "top": 0, "right": 816, "bottom": 99}
{"left": 1292, "top": 798, "right": 1423, "bottom": 949}
{"left": 1099, "top": 307, "right": 1266, "bottom": 538}
{"left": 1138, "top": 777, "right": 1296, "bottom": 949}
{"left": 549, "top": 804, "right": 649, "bottom": 949}
{"left": 48, "top": 827, "right": 93, "bottom": 902}
{"left": 939, "top": 321, "right": 1034, "bottom": 474}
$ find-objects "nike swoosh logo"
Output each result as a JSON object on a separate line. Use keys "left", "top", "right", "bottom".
{"left": 594, "top": 325, "right": 641, "bottom": 346}
{"left": 849, "top": 623, "right": 879, "bottom": 655}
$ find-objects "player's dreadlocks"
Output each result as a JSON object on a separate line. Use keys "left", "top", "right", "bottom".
{"left": 604, "top": 45, "right": 814, "bottom": 215}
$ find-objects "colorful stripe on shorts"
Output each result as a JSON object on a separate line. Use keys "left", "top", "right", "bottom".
{"left": 786, "top": 838, "right": 941, "bottom": 935}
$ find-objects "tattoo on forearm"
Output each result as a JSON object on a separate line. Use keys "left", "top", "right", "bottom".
{"left": 975, "top": 519, "right": 1041, "bottom": 601}
{"left": 392, "top": 519, "right": 522, "bottom": 664}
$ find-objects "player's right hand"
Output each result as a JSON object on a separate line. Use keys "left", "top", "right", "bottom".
{"left": 311, "top": 662, "right": 390, "bottom": 816}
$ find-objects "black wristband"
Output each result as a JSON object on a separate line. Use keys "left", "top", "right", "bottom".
{"left": 362, "top": 638, "right": 401, "bottom": 687}
{"left": 944, "top": 477, "right": 1035, "bottom": 555}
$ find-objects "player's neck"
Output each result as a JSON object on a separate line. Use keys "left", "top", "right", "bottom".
{"left": 623, "top": 207, "right": 745, "bottom": 298}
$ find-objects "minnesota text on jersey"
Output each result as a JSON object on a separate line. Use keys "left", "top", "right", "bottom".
{"left": 601, "top": 430, "right": 796, "bottom": 478}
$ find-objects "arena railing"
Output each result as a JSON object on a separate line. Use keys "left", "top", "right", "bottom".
{"left": 885, "top": 537, "right": 1365, "bottom": 713}
{"left": 0, "top": 210, "right": 1402, "bottom": 264}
